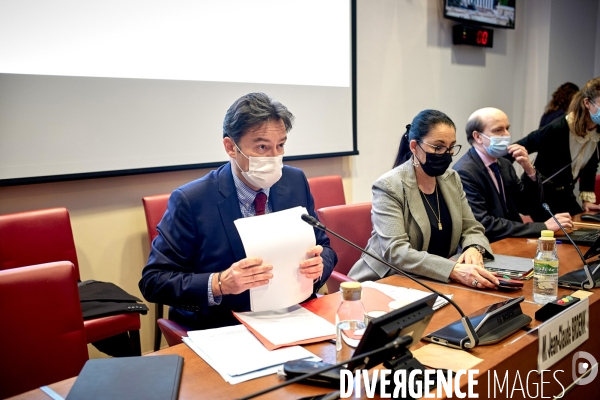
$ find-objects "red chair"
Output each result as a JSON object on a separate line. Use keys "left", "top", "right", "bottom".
{"left": 307, "top": 175, "right": 346, "bottom": 211}
{"left": 317, "top": 202, "right": 372, "bottom": 293}
{"left": 143, "top": 193, "right": 171, "bottom": 350}
{"left": 143, "top": 194, "right": 189, "bottom": 348}
{"left": 158, "top": 318, "right": 189, "bottom": 347}
{"left": 0, "top": 207, "right": 141, "bottom": 356}
{"left": 0, "top": 262, "right": 88, "bottom": 398}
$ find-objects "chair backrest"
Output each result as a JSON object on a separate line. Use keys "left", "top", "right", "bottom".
{"left": 0, "top": 262, "right": 88, "bottom": 398}
{"left": 142, "top": 193, "right": 171, "bottom": 247}
{"left": 0, "top": 207, "right": 80, "bottom": 280}
{"left": 307, "top": 175, "right": 346, "bottom": 211}
{"left": 595, "top": 174, "right": 600, "bottom": 204}
{"left": 317, "top": 202, "right": 372, "bottom": 276}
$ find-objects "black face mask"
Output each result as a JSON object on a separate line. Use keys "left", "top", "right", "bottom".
{"left": 417, "top": 151, "right": 452, "bottom": 177}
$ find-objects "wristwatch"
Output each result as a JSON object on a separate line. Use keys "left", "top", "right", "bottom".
{"left": 468, "top": 244, "right": 486, "bottom": 255}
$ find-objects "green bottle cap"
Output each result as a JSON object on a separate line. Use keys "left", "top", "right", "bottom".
{"left": 540, "top": 230, "right": 554, "bottom": 238}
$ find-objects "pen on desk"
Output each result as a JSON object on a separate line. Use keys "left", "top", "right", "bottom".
{"left": 526, "top": 239, "right": 562, "bottom": 244}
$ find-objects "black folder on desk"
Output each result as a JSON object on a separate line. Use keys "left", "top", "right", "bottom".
{"left": 66, "top": 355, "right": 183, "bottom": 400}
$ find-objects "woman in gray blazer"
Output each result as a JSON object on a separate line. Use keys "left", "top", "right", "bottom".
{"left": 348, "top": 110, "right": 499, "bottom": 289}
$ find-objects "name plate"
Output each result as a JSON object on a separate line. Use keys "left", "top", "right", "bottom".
{"left": 538, "top": 298, "right": 589, "bottom": 371}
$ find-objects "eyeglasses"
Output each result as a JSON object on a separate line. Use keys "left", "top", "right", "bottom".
{"left": 418, "top": 141, "right": 462, "bottom": 157}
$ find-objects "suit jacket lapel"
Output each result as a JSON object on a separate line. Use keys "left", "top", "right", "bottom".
{"left": 401, "top": 162, "right": 431, "bottom": 249}
{"left": 217, "top": 162, "right": 247, "bottom": 261}
{"left": 468, "top": 147, "right": 504, "bottom": 212}
{"left": 268, "top": 175, "right": 291, "bottom": 212}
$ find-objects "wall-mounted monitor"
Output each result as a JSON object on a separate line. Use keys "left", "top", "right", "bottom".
{"left": 444, "top": 0, "right": 515, "bottom": 29}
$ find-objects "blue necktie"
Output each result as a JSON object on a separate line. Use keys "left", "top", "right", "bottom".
{"left": 489, "top": 162, "right": 507, "bottom": 212}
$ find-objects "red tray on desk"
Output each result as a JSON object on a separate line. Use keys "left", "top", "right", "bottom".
{"left": 233, "top": 287, "right": 394, "bottom": 350}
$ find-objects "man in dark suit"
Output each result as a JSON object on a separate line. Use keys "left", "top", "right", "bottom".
{"left": 139, "top": 93, "right": 337, "bottom": 330}
{"left": 453, "top": 107, "right": 572, "bottom": 242}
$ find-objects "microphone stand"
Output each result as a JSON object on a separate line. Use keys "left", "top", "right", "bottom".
{"left": 237, "top": 336, "right": 413, "bottom": 400}
{"left": 542, "top": 203, "right": 597, "bottom": 289}
{"left": 301, "top": 214, "right": 479, "bottom": 350}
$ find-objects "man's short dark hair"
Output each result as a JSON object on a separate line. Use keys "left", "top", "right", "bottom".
{"left": 222, "top": 92, "right": 294, "bottom": 141}
{"left": 465, "top": 115, "right": 485, "bottom": 144}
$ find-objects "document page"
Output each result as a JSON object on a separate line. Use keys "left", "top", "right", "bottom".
{"left": 186, "top": 325, "right": 317, "bottom": 377}
{"left": 234, "top": 206, "right": 316, "bottom": 312}
{"left": 361, "top": 281, "right": 452, "bottom": 311}
{"left": 235, "top": 305, "right": 336, "bottom": 346}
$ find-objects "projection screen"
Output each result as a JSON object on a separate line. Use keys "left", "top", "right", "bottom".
{"left": 0, "top": 0, "right": 357, "bottom": 185}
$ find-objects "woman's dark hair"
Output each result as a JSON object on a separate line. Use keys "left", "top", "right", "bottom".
{"left": 393, "top": 110, "right": 456, "bottom": 168}
{"left": 223, "top": 92, "right": 294, "bottom": 141}
{"left": 568, "top": 77, "right": 600, "bottom": 136}
{"left": 544, "top": 82, "right": 579, "bottom": 113}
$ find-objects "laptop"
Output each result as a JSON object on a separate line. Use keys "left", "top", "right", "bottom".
{"left": 556, "top": 231, "right": 600, "bottom": 288}
{"left": 556, "top": 228, "right": 600, "bottom": 246}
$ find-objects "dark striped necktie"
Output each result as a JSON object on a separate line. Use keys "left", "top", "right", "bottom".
{"left": 489, "top": 162, "right": 507, "bottom": 212}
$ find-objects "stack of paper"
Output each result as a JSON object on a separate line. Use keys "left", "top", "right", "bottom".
{"left": 234, "top": 304, "right": 336, "bottom": 350}
{"left": 484, "top": 254, "right": 534, "bottom": 280}
{"left": 361, "top": 281, "right": 452, "bottom": 311}
{"left": 184, "top": 325, "right": 320, "bottom": 384}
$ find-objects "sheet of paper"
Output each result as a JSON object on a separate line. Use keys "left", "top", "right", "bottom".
{"left": 182, "top": 337, "right": 321, "bottom": 385}
{"left": 234, "top": 206, "right": 316, "bottom": 312}
{"left": 186, "top": 325, "right": 318, "bottom": 377}
{"left": 571, "top": 290, "right": 594, "bottom": 299}
{"left": 412, "top": 344, "right": 483, "bottom": 371}
{"left": 235, "top": 305, "right": 336, "bottom": 346}
{"left": 361, "top": 281, "right": 452, "bottom": 311}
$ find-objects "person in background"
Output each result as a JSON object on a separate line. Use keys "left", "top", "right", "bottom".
{"left": 539, "top": 82, "right": 579, "bottom": 128}
{"left": 348, "top": 110, "right": 499, "bottom": 290}
{"left": 454, "top": 107, "right": 572, "bottom": 243}
{"left": 139, "top": 93, "right": 336, "bottom": 330}
{"left": 510, "top": 77, "right": 600, "bottom": 221}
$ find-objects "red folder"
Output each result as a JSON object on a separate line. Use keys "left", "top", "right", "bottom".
{"left": 233, "top": 287, "right": 394, "bottom": 350}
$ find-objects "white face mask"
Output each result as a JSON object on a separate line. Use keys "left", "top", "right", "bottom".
{"left": 233, "top": 142, "right": 283, "bottom": 189}
{"left": 480, "top": 133, "right": 510, "bottom": 158}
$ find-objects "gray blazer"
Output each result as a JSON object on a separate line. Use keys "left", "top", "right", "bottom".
{"left": 348, "top": 159, "right": 492, "bottom": 282}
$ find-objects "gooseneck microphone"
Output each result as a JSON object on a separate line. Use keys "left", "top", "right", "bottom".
{"left": 541, "top": 203, "right": 597, "bottom": 289}
{"left": 238, "top": 336, "right": 412, "bottom": 400}
{"left": 301, "top": 213, "right": 479, "bottom": 350}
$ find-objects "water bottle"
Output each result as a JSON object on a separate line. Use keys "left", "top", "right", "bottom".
{"left": 335, "top": 282, "right": 366, "bottom": 364}
{"left": 533, "top": 230, "right": 558, "bottom": 304}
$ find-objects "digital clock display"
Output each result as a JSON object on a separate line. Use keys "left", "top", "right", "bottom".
{"left": 452, "top": 24, "right": 494, "bottom": 48}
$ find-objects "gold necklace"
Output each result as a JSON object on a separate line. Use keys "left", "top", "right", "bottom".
{"left": 420, "top": 185, "right": 442, "bottom": 230}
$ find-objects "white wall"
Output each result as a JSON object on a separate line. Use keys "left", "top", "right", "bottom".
{"left": 594, "top": 0, "right": 600, "bottom": 77}
{"left": 1, "top": 0, "right": 600, "bottom": 355}
{"left": 548, "top": 0, "right": 599, "bottom": 92}
{"left": 351, "top": 0, "right": 540, "bottom": 203}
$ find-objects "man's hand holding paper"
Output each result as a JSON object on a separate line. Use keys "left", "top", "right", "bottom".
{"left": 234, "top": 206, "right": 320, "bottom": 311}
{"left": 299, "top": 245, "right": 324, "bottom": 281}
{"left": 212, "top": 257, "right": 273, "bottom": 296}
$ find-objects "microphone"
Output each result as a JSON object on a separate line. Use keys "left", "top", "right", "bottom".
{"left": 541, "top": 203, "right": 596, "bottom": 289}
{"left": 238, "top": 336, "right": 413, "bottom": 400}
{"left": 301, "top": 213, "right": 479, "bottom": 350}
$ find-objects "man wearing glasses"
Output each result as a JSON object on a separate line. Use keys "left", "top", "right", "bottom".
{"left": 454, "top": 107, "right": 572, "bottom": 242}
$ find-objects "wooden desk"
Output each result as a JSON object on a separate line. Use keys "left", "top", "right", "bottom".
{"left": 11, "top": 238, "right": 600, "bottom": 399}
{"left": 573, "top": 212, "right": 600, "bottom": 226}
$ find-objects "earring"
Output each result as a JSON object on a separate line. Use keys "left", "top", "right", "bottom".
{"left": 412, "top": 154, "right": 420, "bottom": 168}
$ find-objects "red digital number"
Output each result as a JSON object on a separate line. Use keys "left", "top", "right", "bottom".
{"left": 476, "top": 31, "right": 482, "bottom": 44}
{"left": 481, "top": 31, "right": 488, "bottom": 45}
